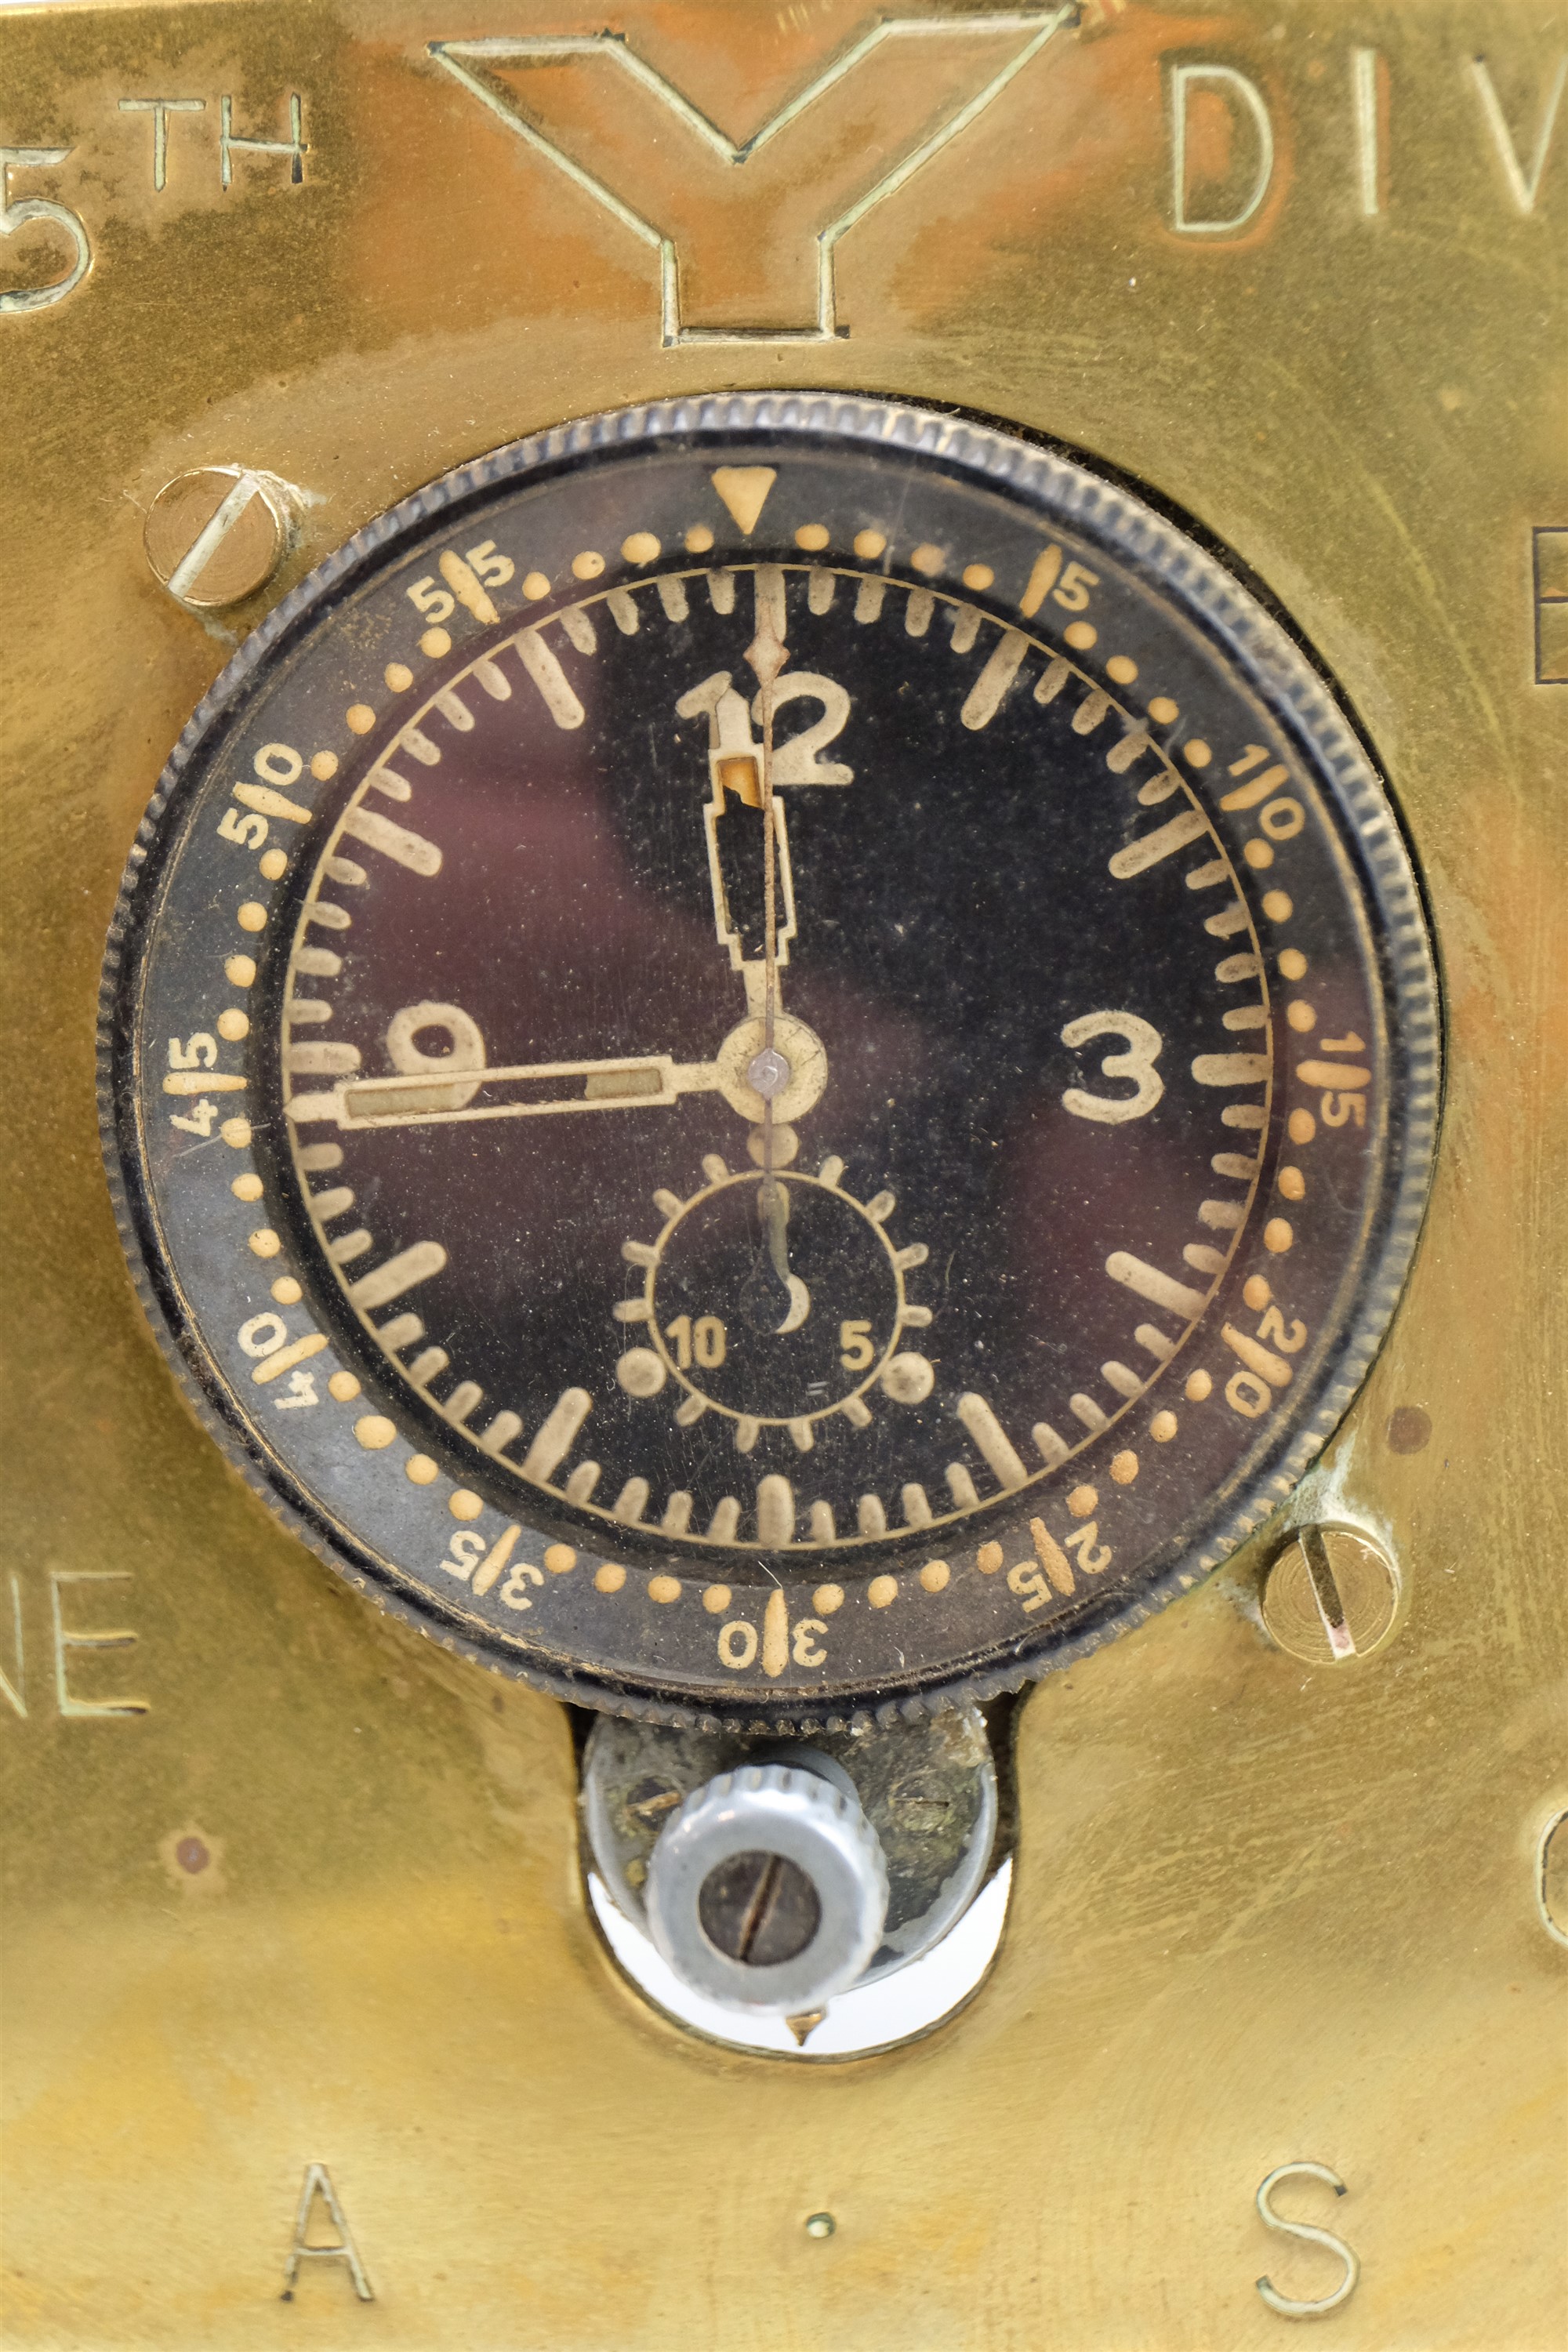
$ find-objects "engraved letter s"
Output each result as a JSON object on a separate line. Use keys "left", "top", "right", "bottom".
{"left": 1254, "top": 2162, "right": 1359, "bottom": 2319}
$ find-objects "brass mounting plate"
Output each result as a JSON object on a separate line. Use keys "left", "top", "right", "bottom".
{"left": 0, "top": 2, "right": 1563, "bottom": 2345}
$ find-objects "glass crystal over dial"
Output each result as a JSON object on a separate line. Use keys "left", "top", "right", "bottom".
{"left": 102, "top": 396, "right": 1438, "bottom": 1724}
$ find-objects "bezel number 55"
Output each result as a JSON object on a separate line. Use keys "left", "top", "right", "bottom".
{"left": 407, "top": 541, "right": 517, "bottom": 624}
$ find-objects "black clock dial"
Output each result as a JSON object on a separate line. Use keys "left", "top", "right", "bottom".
{"left": 101, "top": 395, "right": 1438, "bottom": 1726}
{"left": 276, "top": 552, "right": 1269, "bottom": 1546}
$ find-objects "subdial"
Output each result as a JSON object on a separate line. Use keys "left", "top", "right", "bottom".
{"left": 612, "top": 1153, "right": 935, "bottom": 1454}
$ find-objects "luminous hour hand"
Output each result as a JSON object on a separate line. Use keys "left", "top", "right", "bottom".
{"left": 314, "top": 1054, "right": 724, "bottom": 1131}
{"left": 291, "top": 1030, "right": 830, "bottom": 1134}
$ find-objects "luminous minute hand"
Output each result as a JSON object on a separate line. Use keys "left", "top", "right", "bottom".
{"left": 677, "top": 667, "right": 797, "bottom": 1018}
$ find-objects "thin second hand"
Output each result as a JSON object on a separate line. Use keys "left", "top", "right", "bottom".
{"left": 762, "top": 662, "right": 777, "bottom": 1192}
{"left": 750, "top": 614, "right": 789, "bottom": 1279}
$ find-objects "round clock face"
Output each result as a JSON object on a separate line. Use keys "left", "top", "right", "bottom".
{"left": 102, "top": 394, "right": 1438, "bottom": 1725}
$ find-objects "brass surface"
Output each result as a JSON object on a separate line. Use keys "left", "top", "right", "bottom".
{"left": 2, "top": 2, "right": 1564, "bottom": 2346}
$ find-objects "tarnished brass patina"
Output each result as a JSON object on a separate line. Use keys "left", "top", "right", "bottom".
{"left": 2, "top": 2, "right": 1563, "bottom": 2345}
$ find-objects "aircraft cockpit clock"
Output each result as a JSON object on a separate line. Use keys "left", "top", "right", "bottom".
{"left": 13, "top": 0, "right": 1561, "bottom": 2332}
{"left": 102, "top": 395, "right": 1437, "bottom": 1729}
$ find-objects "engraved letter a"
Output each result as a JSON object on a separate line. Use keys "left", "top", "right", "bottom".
{"left": 281, "top": 2164, "right": 374, "bottom": 2303}
{"left": 429, "top": 13, "right": 1074, "bottom": 344}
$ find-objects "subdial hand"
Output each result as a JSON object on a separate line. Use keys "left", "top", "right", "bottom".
{"left": 747, "top": 1040, "right": 793, "bottom": 1285}
{"left": 736, "top": 1044, "right": 812, "bottom": 1335}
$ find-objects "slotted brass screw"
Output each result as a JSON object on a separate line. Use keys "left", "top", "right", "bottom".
{"left": 144, "top": 466, "right": 286, "bottom": 606}
{"left": 1261, "top": 1527, "right": 1399, "bottom": 1664}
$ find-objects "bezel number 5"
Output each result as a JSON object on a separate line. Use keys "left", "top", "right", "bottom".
{"left": 407, "top": 575, "right": 456, "bottom": 625}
